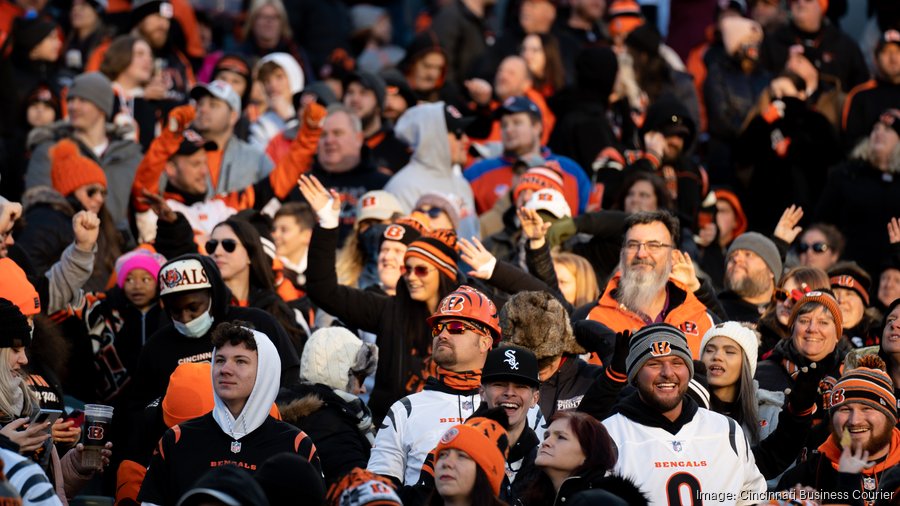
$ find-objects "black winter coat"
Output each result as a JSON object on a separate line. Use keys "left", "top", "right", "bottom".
{"left": 277, "top": 383, "right": 372, "bottom": 486}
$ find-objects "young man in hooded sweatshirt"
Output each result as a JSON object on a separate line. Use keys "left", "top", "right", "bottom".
{"left": 137, "top": 323, "right": 319, "bottom": 505}
{"left": 129, "top": 254, "right": 301, "bottom": 408}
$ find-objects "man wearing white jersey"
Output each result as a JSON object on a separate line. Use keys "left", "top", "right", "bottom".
{"left": 602, "top": 323, "right": 766, "bottom": 506}
{"left": 368, "top": 286, "right": 500, "bottom": 486}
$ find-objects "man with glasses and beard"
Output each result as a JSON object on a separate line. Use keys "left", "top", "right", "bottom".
{"left": 718, "top": 232, "right": 783, "bottom": 323}
{"left": 586, "top": 210, "right": 716, "bottom": 357}
{"left": 603, "top": 323, "right": 767, "bottom": 505}
{"left": 368, "top": 286, "right": 501, "bottom": 487}
{"left": 777, "top": 355, "right": 900, "bottom": 503}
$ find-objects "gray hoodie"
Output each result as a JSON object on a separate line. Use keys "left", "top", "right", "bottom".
{"left": 384, "top": 102, "right": 480, "bottom": 240}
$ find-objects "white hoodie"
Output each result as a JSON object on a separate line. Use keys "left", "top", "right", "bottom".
{"left": 211, "top": 327, "right": 281, "bottom": 440}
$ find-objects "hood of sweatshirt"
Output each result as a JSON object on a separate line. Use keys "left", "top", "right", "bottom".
{"left": 394, "top": 101, "right": 452, "bottom": 174}
{"left": 211, "top": 327, "right": 281, "bottom": 439}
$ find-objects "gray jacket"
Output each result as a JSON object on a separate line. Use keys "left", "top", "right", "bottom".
{"left": 46, "top": 242, "right": 95, "bottom": 315}
{"left": 210, "top": 136, "right": 274, "bottom": 197}
{"left": 26, "top": 122, "right": 141, "bottom": 230}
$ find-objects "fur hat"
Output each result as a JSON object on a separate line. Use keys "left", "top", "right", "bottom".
{"left": 500, "top": 291, "right": 583, "bottom": 359}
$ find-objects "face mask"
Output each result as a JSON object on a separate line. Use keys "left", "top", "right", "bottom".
{"left": 173, "top": 309, "right": 215, "bottom": 338}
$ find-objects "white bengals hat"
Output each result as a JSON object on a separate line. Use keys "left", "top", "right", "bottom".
{"left": 357, "top": 190, "right": 404, "bottom": 223}
{"left": 158, "top": 258, "right": 213, "bottom": 296}
{"left": 524, "top": 188, "right": 572, "bottom": 219}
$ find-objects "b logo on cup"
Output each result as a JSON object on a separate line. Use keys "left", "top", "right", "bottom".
{"left": 87, "top": 425, "right": 105, "bottom": 441}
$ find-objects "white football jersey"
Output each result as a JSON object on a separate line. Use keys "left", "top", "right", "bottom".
{"left": 603, "top": 408, "right": 767, "bottom": 506}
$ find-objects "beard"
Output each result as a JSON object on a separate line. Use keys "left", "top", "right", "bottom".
{"left": 725, "top": 266, "right": 771, "bottom": 299}
{"left": 616, "top": 257, "right": 672, "bottom": 314}
{"left": 832, "top": 418, "right": 894, "bottom": 455}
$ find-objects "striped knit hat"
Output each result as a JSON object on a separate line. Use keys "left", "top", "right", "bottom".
{"left": 404, "top": 229, "right": 459, "bottom": 280}
{"left": 829, "top": 355, "right": 897, "bottom": 426}
{"left": 513, "top": 165, "right": 565, "bottom": 204}
{"left": 788, "top": 290, "right": 843, "bottom": 332}
{"left": 626, "top": 323, "right": 694, "bottom": 383}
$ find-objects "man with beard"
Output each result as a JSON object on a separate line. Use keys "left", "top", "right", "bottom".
{"left": 342, "top": 71, "right": 410, "bottom": 174}
{"left": 777, "top": 355, "right": 900, "bottom": 503}
{"left": 603, "top": 323, "right": 767, "bottom": 505}
{"left": 368, "top": 286, "right": 500, "bottom": 487}
{"left": 586, "top": 210, "right": 716, "bottom": 357}
{"left": 718, "top": 232, "right": 782, "bottom": 323}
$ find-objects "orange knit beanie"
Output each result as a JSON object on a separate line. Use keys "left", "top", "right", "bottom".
{"left": 50, "top": 139, "right": 107, "bottom": 197}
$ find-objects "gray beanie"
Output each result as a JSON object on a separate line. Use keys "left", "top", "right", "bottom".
{"left": 727, "top": 232, "right": 782, "bottom": 282}
{"left": 626, "top": 323, "right": 694, "bottom": 383}
{"left": 68, "top": 72, "right": 114, "bottom": 119}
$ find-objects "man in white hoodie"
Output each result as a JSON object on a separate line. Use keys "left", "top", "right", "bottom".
{"left": 137, "top": 322, "right": 320, "bottom": 505}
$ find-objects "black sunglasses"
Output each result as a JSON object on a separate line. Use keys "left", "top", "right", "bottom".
{"left": 206, "top": 239, "right": 238, "bottom": 253}
{"left": 798, "top": 242, "right": 829, "bottom": 254}
{"left": 415, "top": 207, "right": 444, "bottom": 218}
{"left": 86, "top": 187, "right": 107, "bottom": 198}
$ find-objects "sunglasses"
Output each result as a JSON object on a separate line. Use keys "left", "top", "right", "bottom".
{"left": 86, "top": 187, "right": 107, "bottom": 198}
{"left": 774, "top": 285, "right": 810, "bottom": 303}
{"left": 415, "top": 207, "right": 445, "bottom": 219}
{"left": 798, "top": 242, "right": 829, "bottom": 254}
{"left": 206, "top": 238, "right": 238, "bottom": 254}
{"left": 402, "top": 264, "right": 434, "bottom": 278}
{"left": 431, "top": 320, "right": 486, "bottom": 338}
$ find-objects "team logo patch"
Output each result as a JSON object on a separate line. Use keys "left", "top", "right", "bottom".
{"left": 504, "top": 349, "right": 519, "bottom": 370}
{"left": 864, "top": 476, "right": 876, "bottom": 490}
{"left": 384, "top": 224, "right": 405, "bottom": 241}
{"left": 650, "top": 341, "right": 672, "bottom": 357}
{"left": 672, "top": 441, "right": 682, "bottom": 452}
{"left": 440, "top": 427, "right": 460, "bottom": 444}
{"left": 162, "top": 268, "right": 183, "bottom": 289}
{"left": 440, "top": 295, "right": 466, "bottom": 314}
{"left": 362, "top": 196, "right": 377, "bottom": 208}
{"left": 537, "top": 192, "right": 553, "bottom": 202}
{"left": 230, "top": 441, "right": 241, "bottom": 454}
{"left": 680, "top": 321, "right": 698, "bottom": 336}
{"left": 446, "top": 105, "right": 463, "bottom": 119}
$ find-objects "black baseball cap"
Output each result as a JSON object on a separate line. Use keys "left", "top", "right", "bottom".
{"left": 178, "top": 465, "right": 270, "bottom": 506}
{"left": 175, "top": 128, "right": 217, "bottom": 156}
{"left": 481, "top": 345, "right": 540, "bottom": 388}
{"left": 444, "top": 103, "right": 475, "bottom": 138}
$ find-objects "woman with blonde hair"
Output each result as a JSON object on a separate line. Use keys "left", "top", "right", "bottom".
{"left": 757, "top": 266, "right": 830, "bottom": 355}
{"left": 241, "top": 0, "right": 305, "bottom": 64}
{"left": 551, "top": 252, "right": 599, "bottom": 307}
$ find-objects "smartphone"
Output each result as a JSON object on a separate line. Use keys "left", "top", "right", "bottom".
{"left": 63, "top": 409, "right": 84, "bottom": 429}
{"left": 32, "top": 409, "right": 63, "bottom": 427}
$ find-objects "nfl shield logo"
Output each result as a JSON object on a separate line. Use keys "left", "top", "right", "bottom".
{"left": 672, "top": 441, "right": 682, "bottom": 452}
{"left": 864, "top": 476, "right": 876, "bottom": 490}
{"left": 230, "top": 441, "right": 241, "bottom": 454}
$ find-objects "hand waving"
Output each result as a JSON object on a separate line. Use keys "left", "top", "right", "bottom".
{"left": 773, "top": 205, "right": 804, "bottom": 244}
{"left": 297, "top": 174, "right": 339, "bottom": 213}
{"left": 458, "top": 237, "right": 496, "bottom": 279}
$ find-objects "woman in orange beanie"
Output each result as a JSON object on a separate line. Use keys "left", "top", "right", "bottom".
{"left": 428, "top": 414, "right": 509, "bottom": 506}
{"left": 17, "top": 138, "right": 124, "bottom": 291}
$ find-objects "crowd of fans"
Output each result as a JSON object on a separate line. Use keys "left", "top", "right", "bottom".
{"left": 0, "top": 0, "right": 895, "bottom": 503}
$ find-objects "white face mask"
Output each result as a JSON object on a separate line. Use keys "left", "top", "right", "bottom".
{"left": 173, "top": 309, "right": 215, "bottom": 338}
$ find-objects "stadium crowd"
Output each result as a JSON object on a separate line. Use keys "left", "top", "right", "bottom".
{"left": 0, "top": 0, "right": 895, "bottom": 503}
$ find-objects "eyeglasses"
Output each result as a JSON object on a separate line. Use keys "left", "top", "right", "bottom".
{"left": 415, "top": 207, "right": 444, "bottom": 219}
{"left": 774, "top": 288, "right": 792, "bottom": 303}
{"left": 623, "top": 240, "right": 673, "bottom": 253}
{"left": 86, "top": 187, "right": 107, "bottom": 198}
{"left": 402, "top": 264, "right": 435, "bottom": 278}
{"left": 798, "top": 242, "right": 829, "bottom": 254}
{"left": 205, "top": 239, "right": 238, "bottom": 254}
{"left": 774, "top": 286, "right": 809, "bottom": 303}
{"left": 431, "top": 320, "right": 486, "bottom": 338}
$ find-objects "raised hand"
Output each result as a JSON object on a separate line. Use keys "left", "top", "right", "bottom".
{"left": 166, "top": 104, "right": 196, "bottom": 134}
{"left": 670, "top": 250, "right": 701, "bottom": 292}
{"left": 141, "top": 190, "right": 177, "bottom": 223}
{"left": 838, "top": 442, "right": 873, "bottom": 474}
{"left": 517, "top": 207, "right": 551, "bottom": 249}
{"left": 297, "top": 174, "right": 339, "bottom": 213}
{"left": 463, "top": 78, "right": 492, "bottom": 106}
{"left": 458, "top": 237, "right": 496, "bottom": 279}
{"left": 773, "top": 205, "right": 804, "bottom": 244}
{"left": 643, "top": 131, "right": 666, "bottom": 159}
{"left": 888, "top": 217, "right": 900, "bottom": 245}
{"left": 72, "top": 211, "right": 100, "bottom": 252}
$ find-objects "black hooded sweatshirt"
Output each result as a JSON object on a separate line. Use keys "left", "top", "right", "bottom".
{"left": 129, "top": 254, "right": 301, "bottom": 408}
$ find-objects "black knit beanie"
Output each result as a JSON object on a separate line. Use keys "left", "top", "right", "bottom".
{"left": 0, "top": 298, "right": 31, "bottom": 348}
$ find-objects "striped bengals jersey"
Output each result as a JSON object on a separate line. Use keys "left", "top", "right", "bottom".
{"left": 603, "top": 408, "right": 766, "bottom": 506}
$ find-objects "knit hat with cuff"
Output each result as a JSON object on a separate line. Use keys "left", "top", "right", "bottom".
{"left": 626, "top": 323, "right": 694, "bottom": 383}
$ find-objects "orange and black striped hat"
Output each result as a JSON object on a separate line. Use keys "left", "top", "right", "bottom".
{"left": 830, "top": 355, "right": 897, "bottom": 425}
{"left": 404, "top": 229, "right": 459, "bottom": 280}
